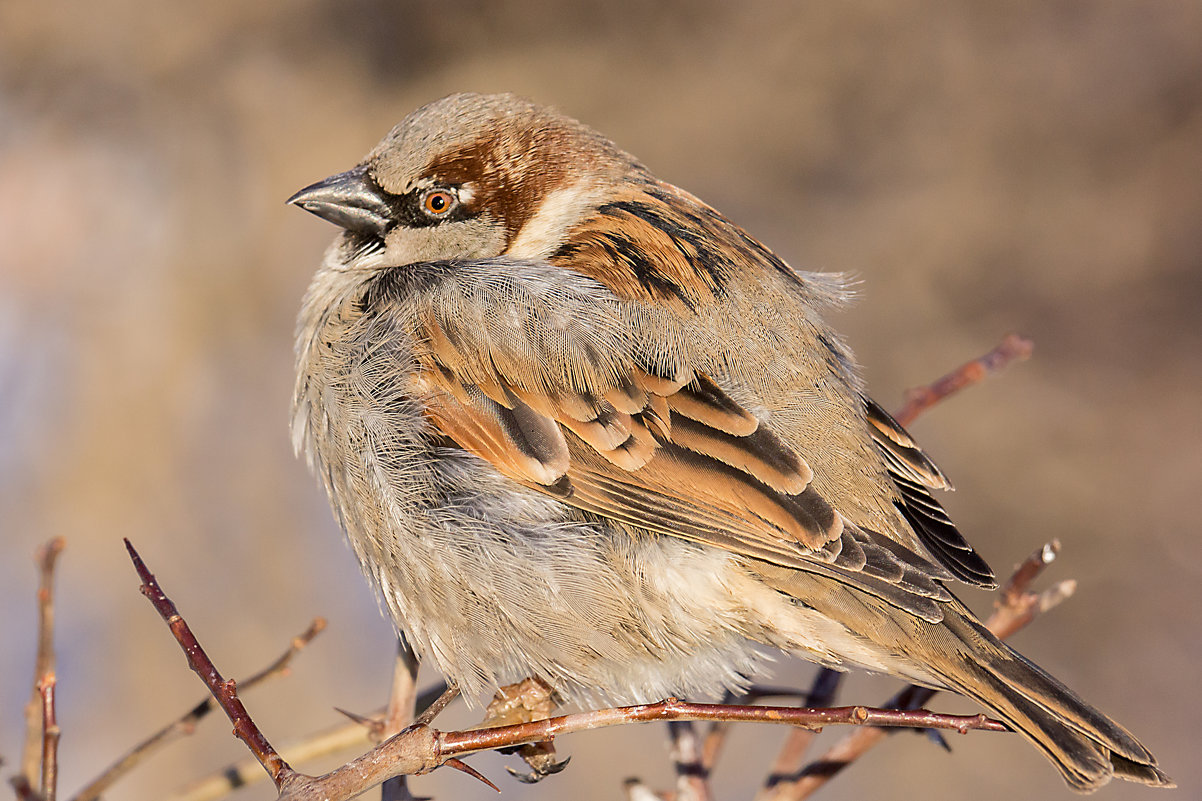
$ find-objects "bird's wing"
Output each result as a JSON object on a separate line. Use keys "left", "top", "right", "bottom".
{"left": 548, "top": 177, "right": 994, "bottom": 588}
{"left": 862, "top": 397, "right": 996, "bottom": 588}
{"left": 369, "top": 257, "right": 970, "bottom": 622}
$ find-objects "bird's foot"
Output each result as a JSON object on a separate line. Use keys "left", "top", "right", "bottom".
{"left": 480, "top": 677, "right": 567, "bottom": 782}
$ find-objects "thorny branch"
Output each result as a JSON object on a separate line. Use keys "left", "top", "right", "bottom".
{"left": 164, "top": 720, "right": 373, "bottom": 801}
{"left": 68, "top": 618, "right": 327, "bottom": 801}
{"left": 282, "top": 702, "right": 1004, "bottom": 801}
{"left": 165, "top": 685, "right": 455, "bottom": 801}
{"left": 693, "top": 686, "right": 815, "bottom": 776}
{"left": 123, "top": 539, "right": 297, "bottom": 791}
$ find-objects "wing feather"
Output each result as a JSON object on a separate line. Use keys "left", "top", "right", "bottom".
{"left": 863, "top": 396, "right": 998, "bottom": 588}
{"left": 378, "top": 232, "right": 990, "bottom": 623}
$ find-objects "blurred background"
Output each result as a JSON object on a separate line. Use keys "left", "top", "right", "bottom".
{"left": 1, "top": 2, "right": 1199, "bottom": 800}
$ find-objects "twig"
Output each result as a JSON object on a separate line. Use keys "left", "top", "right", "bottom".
{"left": 697, "top": 686, "right": 814, "bottom": 773}
{"left": 125, "top": 540, "right": 468, "bottom": 801}
{"left": 39, "top": 674, "right": 60, "bottom": 801}
{"left": 989, "top": 541, "right": 1076, "bottom": 640}
{"left": 440, "top": 701, "right": 1004, "bottom": 754}
{"left": 892, "top": 334, "right": 1033, "bottom": 427}
{"left": 413, "top": 684, "right": 460, "bottom": 728}
{"left": 267, "top": 701, "right": 1003, "bottom": 801}
{"left": 381, "top": 638, "right": 422, "bottom": 801}
{"left": 69, "top": 618, "right": 326, "bottom": 801}
{"left": 10, "top": 776, "right": 39, "bottom": 801}
{"left": 668, "top": 720, "right": 709, "bottom": 801}
{"left": 124, "top": 566, "right": 1002, "bottom": 801}
{"left": 774, "top": 541, "right": 1074, "bottom": 801}
{"left": 755, "top": 669, "right": 842, "bottom": 801}
{"left": 166, "top": 685, "right": 452, "bottom": 801}
{"left": 18, "top": 538, "right": 65, "bottom": 790}
{"left": 384, "top": 638, "right": 421, "bottom": 738}
{"left": 164, "top": 719, "right": 373, "bottom": 801}
{"left": 698, "top": 692, "right": 738, "bottom": 777}
{"left": 123, "top": 539, "right": 295, "bottom": 789}
{"left": 157, "top": 674, "right": 1005, "bottom": 801}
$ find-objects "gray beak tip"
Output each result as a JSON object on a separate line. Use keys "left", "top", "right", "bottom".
{"left": 287, "top": 166, "right": 392, "bottom": 236}
{"left": 285, "top": 186, "right": 313, "bottom": 206}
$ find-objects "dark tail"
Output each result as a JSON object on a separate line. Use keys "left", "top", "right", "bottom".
{"left": 930, "top": 606, "right": 1173, "bottom": 792}
{"left": 756, "top": 566, "right": 1173, "bottom": 792}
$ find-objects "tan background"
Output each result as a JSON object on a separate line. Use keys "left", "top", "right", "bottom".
{"left": 1, "top": 2, "right": 1199, "bottom": 800}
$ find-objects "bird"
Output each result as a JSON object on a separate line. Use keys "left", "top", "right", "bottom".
{"left": 287, "top": 92, "right": 1170, "bottom": 792}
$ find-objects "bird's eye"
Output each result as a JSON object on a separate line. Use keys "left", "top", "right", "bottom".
{"left": 420, "top": 189, "right": 457, "bottom": 217}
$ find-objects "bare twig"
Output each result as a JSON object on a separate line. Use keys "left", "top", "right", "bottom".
{"left": 698, "top": 692, "right": 738, "bottom": 777}
{"left": 773, "top": 541, "right": 1074, "bottom": 801}
{"left": 441, "top": 701, "right": 1004, "bottom": 754}
{"left": 131, "top": 590, "right": 1003, "bottom": 801}
{"left": 138, "top": 621, "right": 1005, "bottom": 801}
{"left": 892, "top": 334, "right": 1033, "bottom": 427}
{"left": 18, "top": 538, "right": 65, "bottom": 790}
{"left": 414, "top": 684, "right": 460, "bottom": 728}
{"left": 699, "top": 723, "right": 730, "bottom": 778}
{"left": 381, "top": 638, "right": 422, "bottom": 801}
{"left": 122, "top": 539, "right": 469, "bottom": 801}
{"left": 668, "top": 720, "right": 710, "bottom": 801}
{"left": 697, "top": 685, "right": 814, "bottom": 773}
{"left": 70, "top": 618, "right": 326, "bottom": 801}
{"left": 167, "top": 685, "right": 452, "bottom": 801}
{"left": 124, "top": 539, "right": 295, "bottom": 789}
{"left": 39, "top": 674, "right": 60, "bottom": 801}
{"left": 10, "top": 776, "right": 39, "bottom": 801}
{"left": 164, "top": 719, "right": 372, "bottom": 801}
{"left": 988, "top": 541, "right": 1076, "bottom": 640}
{"left": 266, "top": 701, "right": 1003, "bottom": 801}
{"left": 384, "top": 638, "right": 421, "bottom": 738}
{"left": 755, "top": 669, "right": 842, "bottom": 801}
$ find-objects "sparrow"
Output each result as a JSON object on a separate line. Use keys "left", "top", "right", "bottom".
{"left": 288, "top": 92, "right": 1170, "bottom": 792}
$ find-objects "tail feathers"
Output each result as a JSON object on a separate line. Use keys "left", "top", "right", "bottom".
{"left": 944, "top": 614, "right": 1174, "bottom": 792}
{"left": 1111, "top": 753, "right": 1175, "bottom": 788}
{"left": 750, "top": 565, "right": 1171, "bottom": 791}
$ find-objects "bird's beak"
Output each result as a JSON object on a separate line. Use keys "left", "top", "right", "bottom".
{"left": 287, "top": 165, "right": 392, "bottom": 237}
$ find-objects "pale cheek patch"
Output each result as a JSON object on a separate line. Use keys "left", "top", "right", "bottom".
{"left": 508, "top": 182, "right": 608, "bottom": 260}
{"left": 385, "top": 218, "right": 506, "bottom": 265}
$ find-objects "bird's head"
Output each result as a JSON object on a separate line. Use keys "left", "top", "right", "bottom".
{"left": 288, "top": 92, "right": 636, "bottom": 268}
